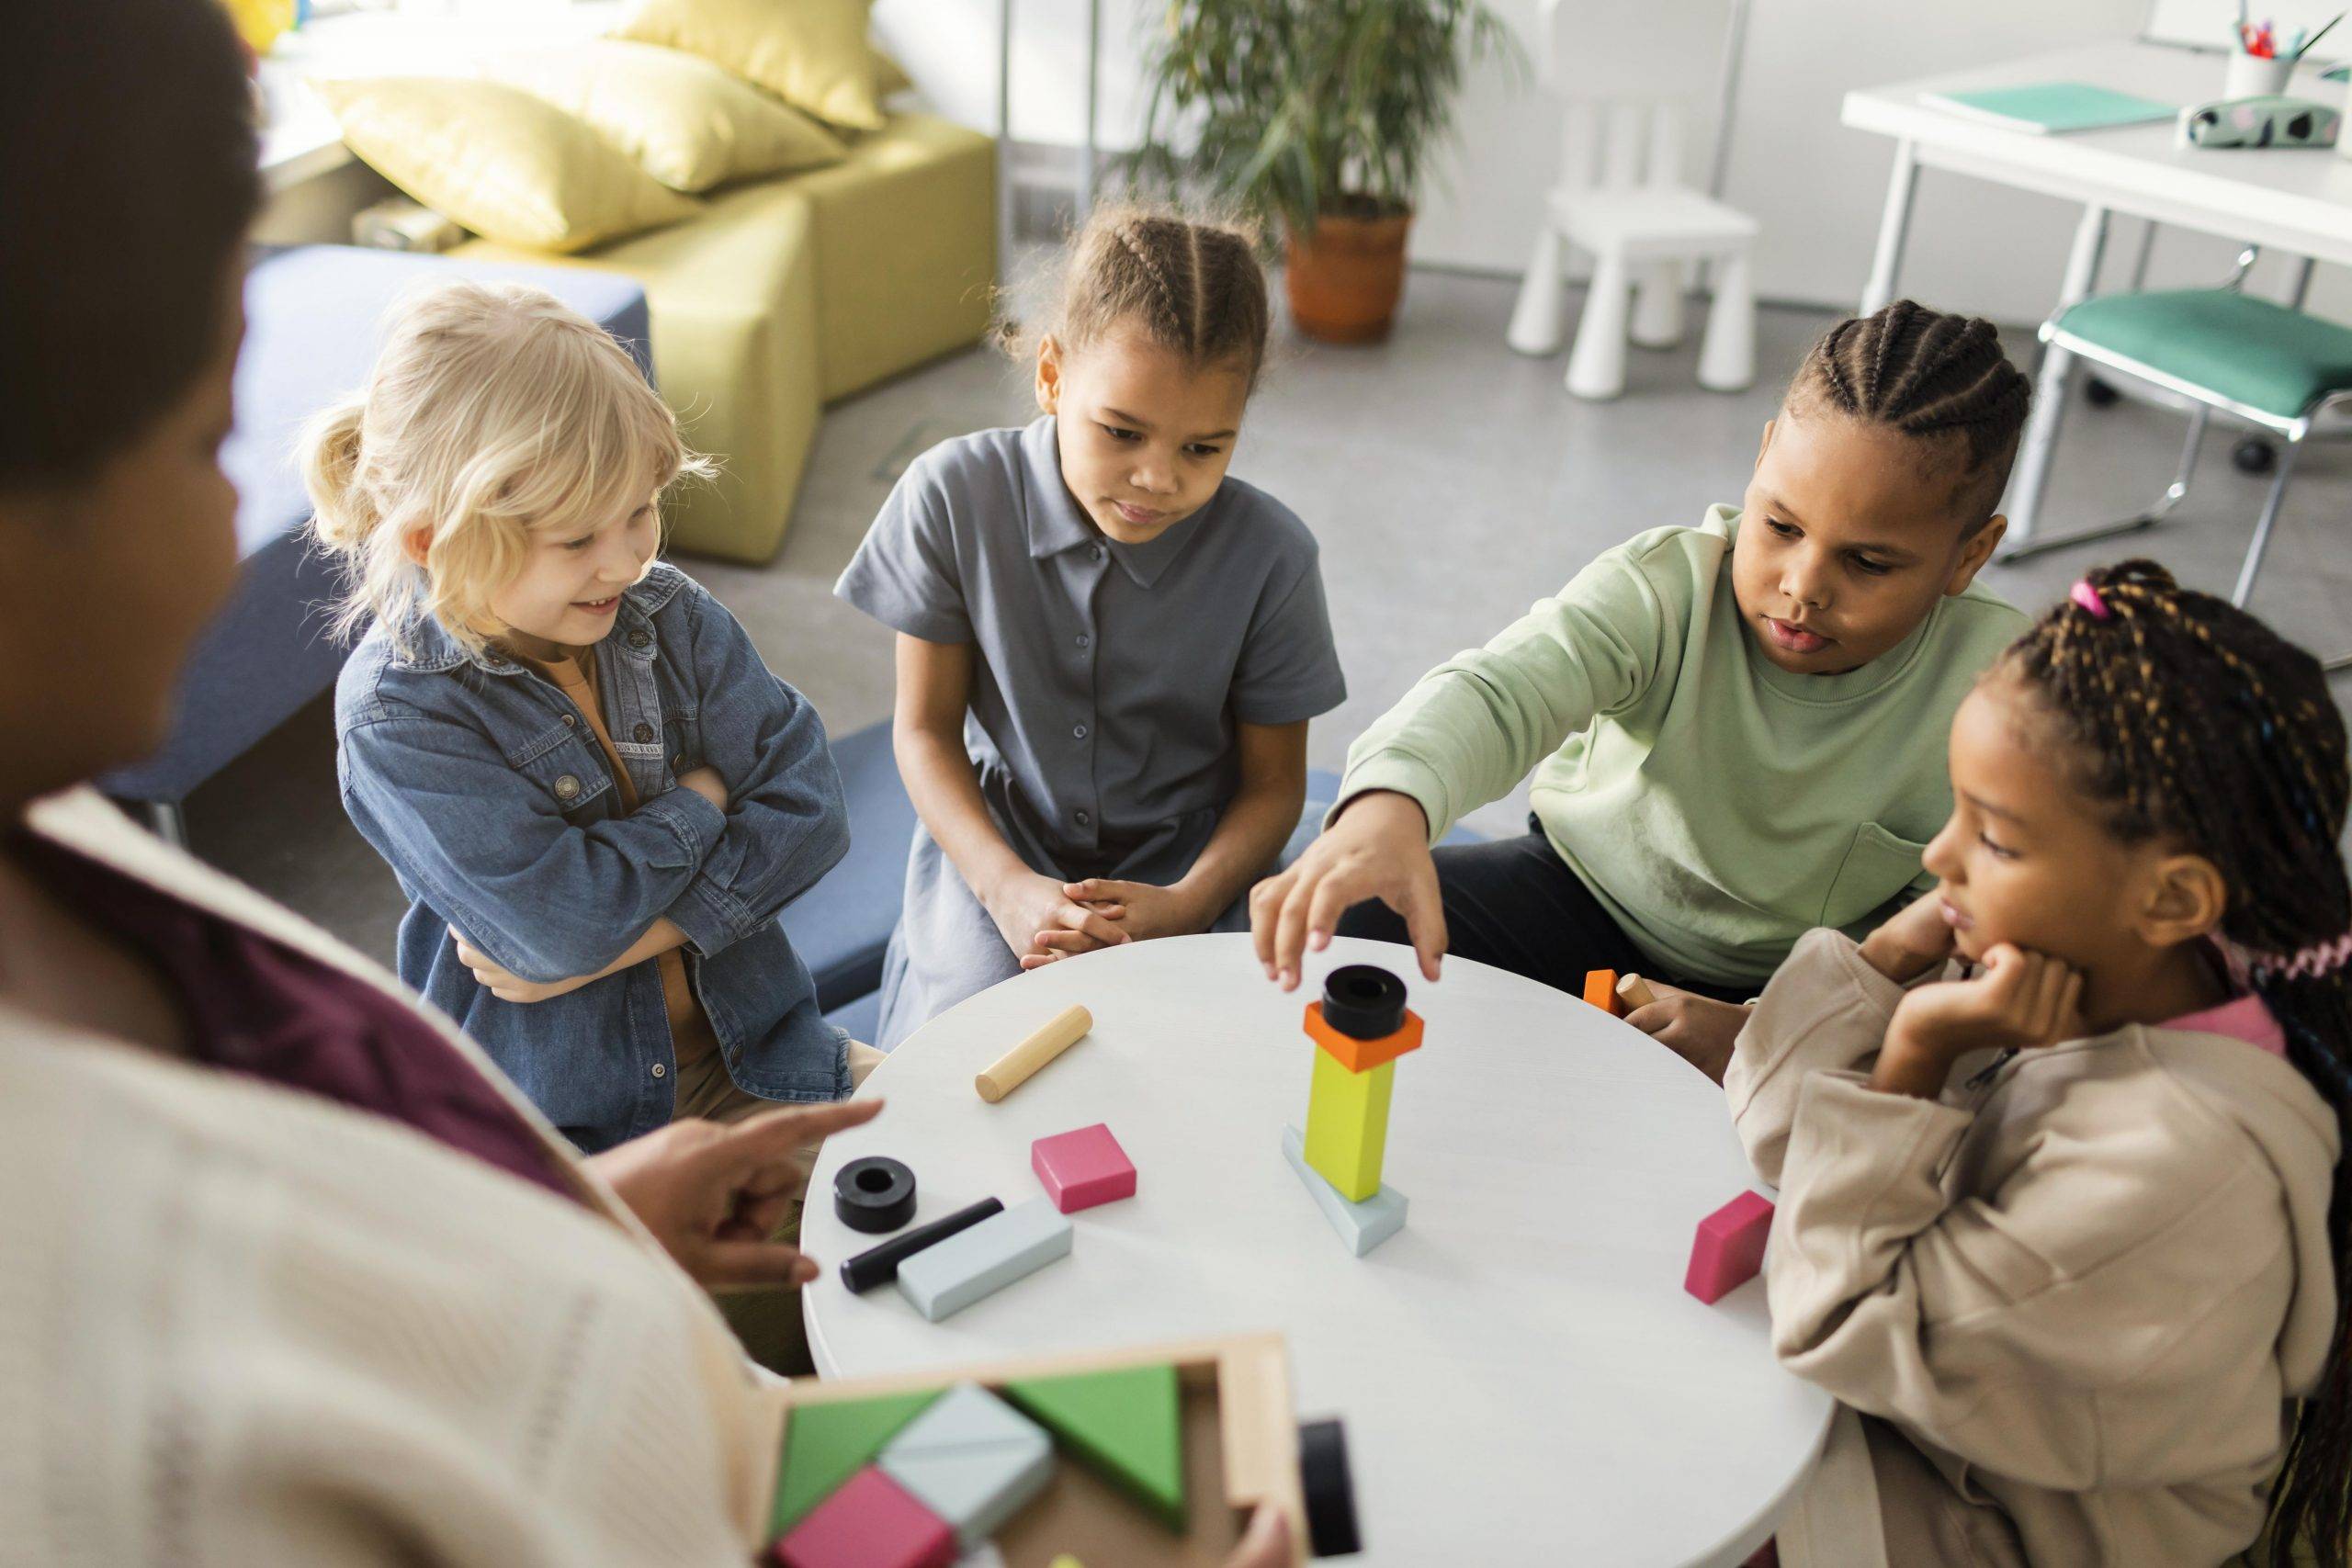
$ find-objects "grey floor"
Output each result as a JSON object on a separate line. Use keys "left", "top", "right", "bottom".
{"left": 187, "top": 268, "right": 2352, "bottom": 960}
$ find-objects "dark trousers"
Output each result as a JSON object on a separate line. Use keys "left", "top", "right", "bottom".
{"left": 1335, "top": 819, "right": 1753, "bottom": 1005}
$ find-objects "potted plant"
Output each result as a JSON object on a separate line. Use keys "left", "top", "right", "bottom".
{"left": 1132, "top": 0, "right": 1518, "bottom": 344}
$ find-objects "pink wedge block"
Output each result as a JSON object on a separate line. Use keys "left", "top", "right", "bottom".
{"left": 1685, "top": 1190, "right": 1775, "bottom": 1304}
{"left": 1030, "top": 1122, "right": 1136, "bottom": 1213}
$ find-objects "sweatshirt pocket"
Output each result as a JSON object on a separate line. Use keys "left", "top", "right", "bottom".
{"left": 1820, "top": 821, "right": 1928, "bottom": 929}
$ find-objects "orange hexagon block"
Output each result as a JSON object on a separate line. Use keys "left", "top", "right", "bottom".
{"left": 1303, "top": 1001, "right": 1423, "bottom": 1074}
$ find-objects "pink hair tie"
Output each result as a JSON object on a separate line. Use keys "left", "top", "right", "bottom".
{"left": 2070, "top": 580, "right": 2112, "bottom": 620}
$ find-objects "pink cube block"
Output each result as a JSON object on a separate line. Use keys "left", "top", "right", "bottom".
{"left": 1030, "top": 1122, "right": 1136, "bottom": 1213}
{"left": 775, "top": 1466, "right": 956, "bottom": 1568}
{"left": 1684, "top": 1190, "right": 1775, "bottom": 1305}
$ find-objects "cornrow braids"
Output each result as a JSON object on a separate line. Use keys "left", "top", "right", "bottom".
{"left": 2002, "top": 561, "right": 2352, "bottom": 1568}
{"left": 1001, "top": 202, "right": 1272, "bottom": 392}
{"left": 1789, "top": 299, "right": 2033, "bottom": 525}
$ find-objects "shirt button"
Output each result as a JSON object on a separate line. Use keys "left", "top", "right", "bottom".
{"left": 628, "top": 629, "right": 652, "bottom": 650}
{"left": 1072, "top": 723, "right": 1089, "bottom": 739}
{"left": 1075, "top": 634, "right": 1091, "bottom": 649}
{"left": 1075, "top": 809, "right": 1091, "bottom": 826}
{"left": 553, "top": 774, "right": 581, "bottom": 801}
{"left": 1090, "top": 544, "right": 1105, "bottom": 562}
{"left": 561, "top": 713, "right": 577, "bottom": 728}
{"left": 632, "top": 722, "right": 655, "bottom": 743}
{"left": 650, "top": 1063, "right": 667, "bottom": 1079}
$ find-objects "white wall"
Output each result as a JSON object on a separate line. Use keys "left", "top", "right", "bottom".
{"left": 877, "top": 0, "right": 2349, "bottom": 326}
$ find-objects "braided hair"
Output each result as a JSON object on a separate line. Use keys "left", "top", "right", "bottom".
{"left": 1788, "top": 299, "right": 2033, "bottom": 525}
{"left": 1002, "top": 202, "right": 1272, "bottom": 391}
{"left": 2002, "top": 560, "right": 2352, "bottom": 1568}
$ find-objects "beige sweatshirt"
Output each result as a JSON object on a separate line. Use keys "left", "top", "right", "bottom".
{"left": 1726, "top": 928, "right": 2341, "bottom": 1568}
{"left": 0, "top": 788, "right": 784, "bottom": 1567}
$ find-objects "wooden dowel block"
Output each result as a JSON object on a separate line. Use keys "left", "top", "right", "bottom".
{"left": 975, "top": 1005, "right": 1093, "bottom": 1103}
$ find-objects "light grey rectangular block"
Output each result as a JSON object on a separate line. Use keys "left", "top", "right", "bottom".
{"left": 895, "top": 1196, "right": 1073, "bottom": 1322}
{"left": 1284, "top": 1125, "right": 1408, "bottom": 1257}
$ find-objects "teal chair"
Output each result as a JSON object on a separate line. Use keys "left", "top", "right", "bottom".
{"left": 2000, "top": 250, "right": 2352, "bottom": 669}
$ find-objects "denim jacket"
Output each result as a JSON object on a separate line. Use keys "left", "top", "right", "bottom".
{"left": 334, "top": 563, "right": 851, "bottom": 1154}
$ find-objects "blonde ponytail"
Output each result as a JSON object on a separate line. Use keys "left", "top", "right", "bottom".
{"left": 300, "top": 280, "right": 712, "bottom": 658}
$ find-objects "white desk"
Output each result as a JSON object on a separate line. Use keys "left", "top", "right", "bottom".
{"left": 1842, "top": 40, "right": 2352, "bottom": 546}
{"left": 801, "top": 933, "right": 1833, "bottom": 1567}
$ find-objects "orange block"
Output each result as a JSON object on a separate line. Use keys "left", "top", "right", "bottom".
{"left": 1582, "top": 969, "right": 1623, "bottom": 1017}
{"left": 1303, "top": 1002, "right": 1424, "bottom": 1074}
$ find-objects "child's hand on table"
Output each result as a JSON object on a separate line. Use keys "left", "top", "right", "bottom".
{"left": 1624, "top": 983, "right": 1754, "bottom": 1084}
{"left": 1051, "top": 878, "right": 1210, "bottom": 945}
{"left": 1876, "top": 942, "right": 2086, "bottom": 1099}
{"left": 589, "top": 1098, "right": 883, "bottom": 1291}
{"left": 1250, "top": 790, "right": 1445, "bottom": 989}
{"left": 987, "top": 869, "right": 1131, "bottom": 969}
{"left": 1859, "top": 887, "right": 1959, "bottom": 984}
{"left": 450, "top": 925, "right": 599, "bottom": 1004}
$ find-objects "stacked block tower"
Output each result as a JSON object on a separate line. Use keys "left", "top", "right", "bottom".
{"left": 1284, "top": 964, "right": 1422, "bottom": 1257}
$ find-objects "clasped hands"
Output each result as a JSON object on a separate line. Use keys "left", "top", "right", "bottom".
{"left": 985, "top": 868, "right": 1211, "bottom": 971}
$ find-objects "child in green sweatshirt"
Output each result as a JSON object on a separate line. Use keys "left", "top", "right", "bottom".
{"left": 1252, "top": 300, "right": 2033, "bottom": 1077}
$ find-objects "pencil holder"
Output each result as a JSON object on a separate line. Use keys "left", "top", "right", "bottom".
{"left": 2226, "top": 51, "right": 2297, "bottom": 100}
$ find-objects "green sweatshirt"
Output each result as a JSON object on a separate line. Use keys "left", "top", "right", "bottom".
{"left": 1338, "top": 508, "right": 2029, "bottom": 987}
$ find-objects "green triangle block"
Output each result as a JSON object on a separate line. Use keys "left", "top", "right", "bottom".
{"left": 1004, "top": 1364, "right": 1185, "bottom": 1529}
{"left": 771, "top": 1389, "right": 941, "bottom": 1539}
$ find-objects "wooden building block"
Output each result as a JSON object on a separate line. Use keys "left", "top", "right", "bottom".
{"left": 1684, "top": 1190, "right": 1775, "bottom": 1304}
{"left": 771, "top": 1390, "right": 942, "bottom": 1537}
{"left": 1301, "top": 1000, "right": 1424, "bottom": 1075}
{"left": 976, "top": 1004, "right": 1092, "bottom": 1102}
{"left": 1583, "top": 969, "right": 1624, "bottom": 1016}
{"left": 1005, "top": 1362, "right": 1186, "bottom": 1529}
{"left": 1283, "top": 1126, "right": 1407, "bottom": 1258}
{"left": 1616, "top": 973, "right": 1657, "bottom": 1011}
{"left": 1303, "top": 1048, "right": 1393, "bottom": 1201}
{"left": 896, "top": 1197, "right": 1073, "bottom": 1323}
{"left": 878, "top": 1384, "right": 1053, "bottom": 1547}
{"left": 1032, "top": 1122, "right": 1137, "bottom": 1213}
{"left": 773, "top": 1465, "right": 956, "bottom": 1568}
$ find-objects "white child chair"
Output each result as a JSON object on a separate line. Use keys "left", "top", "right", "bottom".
{"left": 1506, "top": 0, "right": 1758, "bottom": 400}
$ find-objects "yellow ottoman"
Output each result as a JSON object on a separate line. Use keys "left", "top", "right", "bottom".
{"left": 791, "top": 113, "right": 997, "bottom": 401}
{"left": 458, "top": 179, "right": 822, "bottom": 563}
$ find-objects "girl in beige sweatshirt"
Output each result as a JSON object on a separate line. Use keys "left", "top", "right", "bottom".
{"left": 1727, "top": 562, "right": 2351, "bottom": 1568}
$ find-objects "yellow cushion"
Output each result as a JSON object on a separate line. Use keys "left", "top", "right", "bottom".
{"left": 484, "top": 40, "right": 844, "bottom": 193}
{"left": 611, "top": 0, "right": 885, "bottom": 131}
{"left": 314, "top": 76, "right": 695, "bottom": 254}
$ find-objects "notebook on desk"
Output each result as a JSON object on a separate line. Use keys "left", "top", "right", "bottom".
{"left": 1921, "top": 81, "right": 2177, "bottom": 133}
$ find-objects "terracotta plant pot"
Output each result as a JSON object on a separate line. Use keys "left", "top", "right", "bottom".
{"left": 1284, "top": 209, "right": 1413, "bottom": 344}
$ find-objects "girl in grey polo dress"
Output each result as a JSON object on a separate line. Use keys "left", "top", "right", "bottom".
{"left": 836, "top": 209, "right": 1345, "bottom": 1048}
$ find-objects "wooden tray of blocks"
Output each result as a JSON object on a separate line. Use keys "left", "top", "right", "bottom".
{"left": 758, "top": 1332, "right": 1329, "bottom": 1567}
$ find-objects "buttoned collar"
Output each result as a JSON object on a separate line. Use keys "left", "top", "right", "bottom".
{"left": 1018, "top": 414, "right": 1211, "bottom": 591}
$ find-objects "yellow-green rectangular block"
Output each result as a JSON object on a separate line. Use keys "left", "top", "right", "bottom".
{"left": 1304, "top": 1049, "right": 1393, "bottom": 1202}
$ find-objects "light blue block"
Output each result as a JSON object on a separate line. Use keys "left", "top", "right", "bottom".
{"left": 882, "top": 1432, "right": 1053, "bottom": 1546}
{"left": 880, "top": 1384, "right": 1052, "bottom": 1545}
{"left": 895, "top": 1197, "right": 1072, "bottom": 1322}
{"left": 1283, "top": 1125, "right": 1408, "bottom": 1257}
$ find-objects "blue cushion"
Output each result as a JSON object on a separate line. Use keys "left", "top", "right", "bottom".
{"left": 101, "top": 245, "right": 652, "bottom": 805}
{"left": 824, "top": 987, "right": 884, "bottom": 1047}
{"left": 782, "top": 720, "right": 916, "bottom": 1011}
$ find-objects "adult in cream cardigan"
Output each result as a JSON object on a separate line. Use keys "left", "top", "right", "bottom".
{"left": 0, "top": 7, "right": 1309, "bottom": 1566}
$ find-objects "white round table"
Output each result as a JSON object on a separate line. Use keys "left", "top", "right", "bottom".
{"left": 802, "top": 934, "right": 1831, "bottom": 1566}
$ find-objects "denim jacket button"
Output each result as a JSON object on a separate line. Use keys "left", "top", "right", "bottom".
{"left": 650, "top": 1062, "right": 666, "bottom": 1079}
{"left": 628, "top": 629, "right": 652, "bottom": 650}
{"left": 553, "top": 774, "right": 582, "bottom": 801}
{"left": 633, "top": 722, "right": 655, "bottom": 743}
{"left": 561, "top": 714, "right": 577, "bottom": 728}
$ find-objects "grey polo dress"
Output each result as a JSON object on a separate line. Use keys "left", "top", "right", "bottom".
{"left": 836, "top": 416, "right": 1347, "bottom": 1047}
